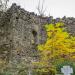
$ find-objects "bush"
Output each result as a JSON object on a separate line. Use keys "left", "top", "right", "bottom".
{"left": 53, "top": 59, "right": 75, "bottom": 75}
{"left": 32, "top": 68, "right": 56, "bottom": 75}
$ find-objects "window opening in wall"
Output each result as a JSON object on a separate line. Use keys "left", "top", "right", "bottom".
{"left": 32, "top": 30, "right": 37, "bottom": 37}
{"left": 32, "top": 30, "right": 37, "bottom": 45}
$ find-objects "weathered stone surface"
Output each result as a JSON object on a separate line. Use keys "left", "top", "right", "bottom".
{"left": 0, "top": 3, "right": 75, "bottom": 70}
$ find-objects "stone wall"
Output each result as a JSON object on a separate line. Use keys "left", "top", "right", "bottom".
{"left": 0, "top": 3, "right": 75, "bottom": 64}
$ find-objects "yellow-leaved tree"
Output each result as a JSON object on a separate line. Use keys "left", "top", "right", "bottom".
{"left": 36, "top": 22, "right": 75, "bottom": 69}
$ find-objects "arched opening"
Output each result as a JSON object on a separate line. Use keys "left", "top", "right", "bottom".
{"left": 32, "top": 30, "right": 37, "bottom": 45}
{"left": 32, "top": 30, "right": 37, "bottom": 37}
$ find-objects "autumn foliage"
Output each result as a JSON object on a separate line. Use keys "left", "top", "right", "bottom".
{"left": 37, "top": 22, "right": 75, "bottom": 68}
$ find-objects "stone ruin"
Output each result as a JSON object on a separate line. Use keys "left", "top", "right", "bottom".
{"left": 0, "top": 3, "right": 75, "bottom": 67}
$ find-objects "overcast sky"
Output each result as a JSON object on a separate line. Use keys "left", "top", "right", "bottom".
{"left": 8, "top": 0, "right": 75, "bottom": 18}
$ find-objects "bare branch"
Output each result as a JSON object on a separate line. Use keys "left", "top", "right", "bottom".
{"left": 0, "top": 0, "right": 2, "bottom": 8}
{"left": 0, "top": 0, "right": 9, "bottom": 11}
{"left": 36, "top": 0, "right": 46, "bottom": 16}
